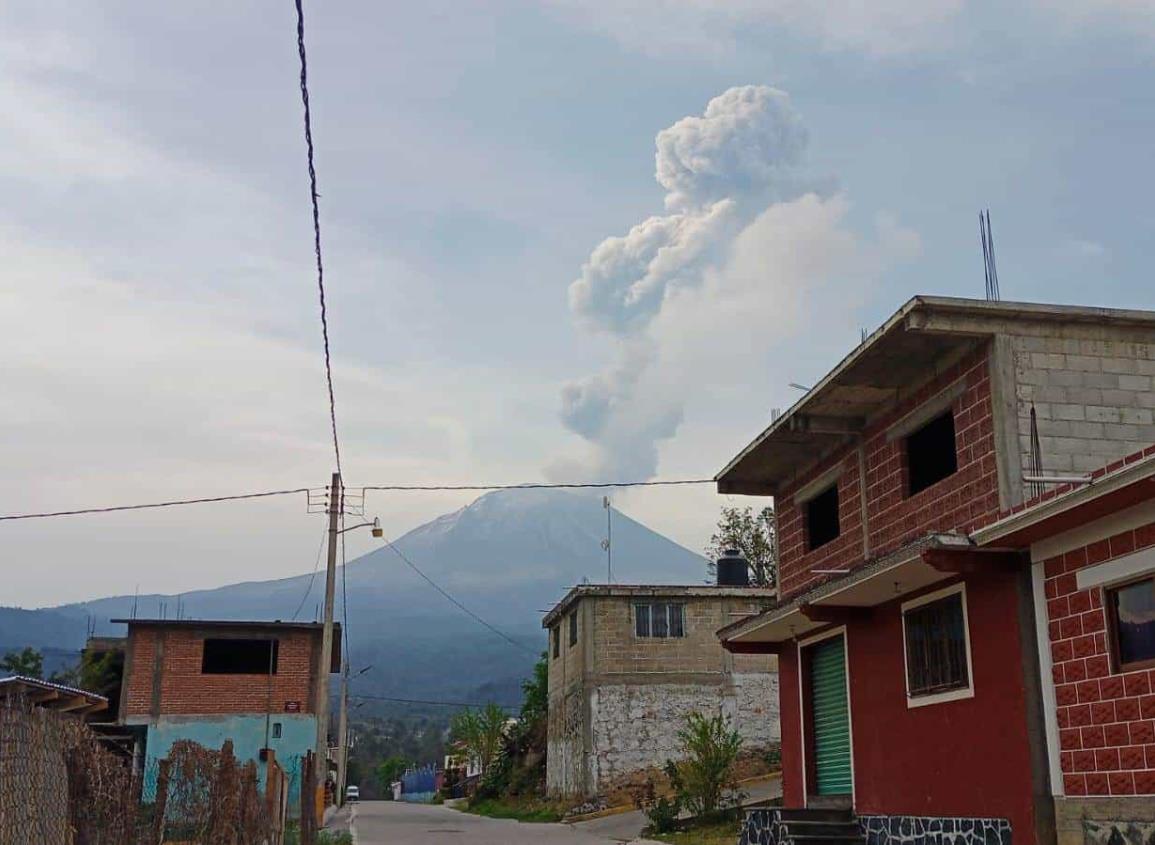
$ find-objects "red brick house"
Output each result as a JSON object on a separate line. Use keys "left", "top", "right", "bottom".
{"left": 719, "top": 297, "right": 1155, "bottom": 845}
{"left": 116, "top": 619, "right": 339, "bottom": 802}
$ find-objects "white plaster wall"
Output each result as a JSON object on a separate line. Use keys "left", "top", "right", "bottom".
{"left": 589, "top": 676, "right": 779, "bottom": 794}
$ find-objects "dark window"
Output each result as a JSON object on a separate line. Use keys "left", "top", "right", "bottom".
{"left": 1106, "top": 576, "right": 1155, "bottom": 672}
{"left": 201, "top": 638, "right": 278, "bottom": 675}
{"left": 903, "top": 592, "right": 969, "bottom": 697}
{"left": 569, "top": 612, "right": 578, "bottom": 647}
{"left": 634, "top": 603, "right": 685, "bottom": 638}
{"left": 272, "top": 722, "right": 282, "bottom": 740}
{"left": 906, "top": 410, "right": 958, "bottom": 496}
{"left": 552, "top": 626, "right": 559, "bottom": 659}
{"left": 806, "top": 484, "right": 841, "bottom": 551}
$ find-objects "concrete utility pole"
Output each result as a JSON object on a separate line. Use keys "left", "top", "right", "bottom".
{"left": 336, "top": 662, "right": 349, "bottom": 804}
{"left": 315, "top": 472, "right": 341, "bottom": 783}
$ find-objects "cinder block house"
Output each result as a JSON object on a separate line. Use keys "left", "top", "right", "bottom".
{"left": 718, "top": 296, "right": 1155, "bottom": 845}
{"left": 543, "top": 582, "right": 778, "bottom": 800}
{"left": 115, "top": 618, "right": 339, "bottom": 801}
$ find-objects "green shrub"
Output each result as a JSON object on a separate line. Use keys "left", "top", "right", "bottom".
{"left": 669, "top": 712, "right": 744, "bottom": 819}
{"left": 632, "top": 776, "right": 681, "bottom": 834}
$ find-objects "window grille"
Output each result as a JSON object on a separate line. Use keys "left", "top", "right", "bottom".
{"left": 903, "top": 592, "right": 968, "bottom": 696}
{"left": 634, "top": 602, "right": 685, "bottom": 638}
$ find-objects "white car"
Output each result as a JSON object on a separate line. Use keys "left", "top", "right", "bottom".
{"left": 345, "top": 785, "right": 359, "bottom": 803}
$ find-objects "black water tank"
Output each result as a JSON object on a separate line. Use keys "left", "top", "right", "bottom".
{"left": 716, "top": 549, "right": 749, "bottom": 586}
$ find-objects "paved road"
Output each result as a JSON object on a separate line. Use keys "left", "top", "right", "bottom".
{"left": 348, "top": 800, "right": 644, "bottom": 845}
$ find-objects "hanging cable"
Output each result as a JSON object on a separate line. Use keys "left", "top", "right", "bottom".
{"left": 348, "top": 693, "right": 519, "bottom": 709}
{"left": 359, "top": 478, "right": 713, "bottom": 492}
{"left": 291, "top": 524, "right": 330, "bottom": 622}
{"left": 294, "top": 0, "right": 342, "bottom": 476}
{"left": 381, "top": 537, "right": 538, "bottom": 656}
{"left": 0, "top": 488, "right": 311, "bottom": 522}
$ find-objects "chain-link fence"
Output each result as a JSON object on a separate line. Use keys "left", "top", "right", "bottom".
{"left": 0, "top": 693, "right": 291, "bottom": 845}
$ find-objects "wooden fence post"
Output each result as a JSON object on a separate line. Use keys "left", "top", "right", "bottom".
{"left": 65, "top": 748, "right": 92, "bottom": 845}
{"left": 152, "top": 758, "right": 171, "bottom": 845}
{"left": 299, "top": 751, "right": 316, "bottom": 845}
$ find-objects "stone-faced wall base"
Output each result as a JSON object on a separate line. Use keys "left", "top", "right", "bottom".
{"left": 859, "top": 815, "right": 1012, "bottom": 845}
{"left": 738, "top": 810, "right": 1013, "bottom": 845}
{"left": 1054, "top": 797, "right": 1155, "bottom": 845}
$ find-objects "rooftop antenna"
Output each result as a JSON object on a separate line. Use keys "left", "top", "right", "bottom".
{"left": 132, "top": 585, "right": 139, "bottom": 620}
{"left": 860, "top": 327, "right": 867, "bottom": 344}
{"left": 601, "top": 496, "right": 613, "bottom": 584}
{"left": 980, "top": 209, "right": 1002, "bottom": 301}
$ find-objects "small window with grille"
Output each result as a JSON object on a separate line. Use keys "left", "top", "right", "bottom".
{"left": 569, "top": 612, "right": 578, "bottom": 647}
{"left": 901, "top": 585, "right": 973, "bottom": 707}
{"left": 634, "top": 602, "right": 685, "bottom": 638}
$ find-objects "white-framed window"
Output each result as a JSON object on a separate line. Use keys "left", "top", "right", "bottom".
{"left": 634, "top": 602, "right": 685, "bottom": 638}
{"left": 901, "top": 582, "right": 975, "bottom": 708}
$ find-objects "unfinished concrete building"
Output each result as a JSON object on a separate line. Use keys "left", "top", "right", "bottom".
{"left": 542, "top": 579, "right": 778, "bottom": 800}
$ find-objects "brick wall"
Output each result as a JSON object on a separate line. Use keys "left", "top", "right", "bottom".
{"left": 777, "top": 349, "right": 1000, "bottom": 600}
{"left": 1040, "top": 523, "right": 1155, "bottom": 797}
{"left": 123, "top": 627, "right": 319, "bottom": 718}
{"left": 1012, "top": 333, "right": 1155, "bottom": 475}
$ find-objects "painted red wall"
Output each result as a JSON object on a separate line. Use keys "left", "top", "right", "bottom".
{"left": 1040, "top": 519, "right": 1155, "bottom": 797}
{"left": 777, "top": 348, "right": 1001, "bottom": 602}
{"left": 777, "top": 572, "right": 1037, "bottom": 834}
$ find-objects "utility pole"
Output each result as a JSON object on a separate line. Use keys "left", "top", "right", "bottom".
{"left": 602, "top": 496, "right": 613, "bottom": 583}
{"left": 336, "top": 661, "right": 349, "bottom": 805}
{"left": 315, "top": 472, "right": 341, "bottom": 796}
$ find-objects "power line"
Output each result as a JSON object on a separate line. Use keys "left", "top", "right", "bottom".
{"left": 381, "top": 537, "right": 538, "bottom": 656}
{"left": 0, "top": 477, "right": 717, "bottom": 523}
{"left": 349, "top": 693, "right": 519, "bottom": 710}
{"left": 360, "top": 478, "right": 713, "bottom": 492}
{"left": 291, "top": 523, "right": 330, "bottom": 622}
{"left": 340, "top": 515, "right": 351, "bottom": 670}
{"left": 294, "top": 0, "right": 342, "bottom": 476}
{"left": 0, "top": 488, "right": 310, "bottom": 523}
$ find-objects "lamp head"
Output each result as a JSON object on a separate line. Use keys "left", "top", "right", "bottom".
{"left": 371, "top": 517, "right": 383, "bottom": 538}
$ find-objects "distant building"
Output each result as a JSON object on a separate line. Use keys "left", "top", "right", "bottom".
{"left": 114, "top": 618, "right": 339, "bottom": 801}
{"left": 542, "top": 582, "right": 778, "bottom": 800}
{"left": 717, "top": 296, "right": 1155, "bottom": 845}
{"left": 0, "top": 675, "right": 108, "bottom": 718}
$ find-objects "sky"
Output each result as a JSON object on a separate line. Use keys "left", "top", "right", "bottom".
{"left": 3, "top": 0, "right": 1155, "bottom": 607}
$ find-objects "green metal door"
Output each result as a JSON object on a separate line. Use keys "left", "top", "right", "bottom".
{"left": 809, "top": 635, "right": 851, "bottom": 796}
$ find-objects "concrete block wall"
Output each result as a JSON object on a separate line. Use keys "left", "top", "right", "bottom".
{"left": 546, "top": 592, "right": 778, "bottom": 799}
{"left": 1011, "top": 332, "right": 1155, "bottom": 476}
{"left": 123, "top": 627, "right": 319, "bottom": 718}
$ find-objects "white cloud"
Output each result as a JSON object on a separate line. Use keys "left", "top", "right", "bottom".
{"left": 546, "top": 0, "right": 966, "bottom": 57}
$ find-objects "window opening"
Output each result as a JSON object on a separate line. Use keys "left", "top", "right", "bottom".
{"left": 903, "top": 592, "right": 969, "bottom": 697}
{"left": 906, "top": 410, "right": 958, "bottom": 495}
{"left": 1106, "top": 576, "right": 1155, "bottom": 672}
{"left": 806, "top": 484, "right": 841, "bottom": 551}
{"left": 201, "top": 638, "right": 279, "bottom": 675}
{"left": 634, "top": 603, "right": 685, "bottom": 638}
{"left": 569, "top": 612, "right": 578, "bottom": 647}
{"left": 552, "top": 626, "right": 559, "bottom": 659}
{"left": 272, "top": 722, "right": 283, "bottom": 740}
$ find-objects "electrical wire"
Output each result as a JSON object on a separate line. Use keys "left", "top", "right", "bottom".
{"left": 291, "top": 524, "right": 330, "bottom": 622}
{"left": 382, "top": 537, "right": 538, "bottom": 656}
{"left": 294, "top": 0, "right": 342, "bottom": 477}
{"left": 359, "top": 478, "right": 713, "bottom": 492}
{"left": 349, "top": 693, "right": 518, "bottom": 710}
{"left": 0, "top": 477, "right": 716, "bottom": 523}
{"left": 0, "top": 488, "right": 311, "bottom": 522}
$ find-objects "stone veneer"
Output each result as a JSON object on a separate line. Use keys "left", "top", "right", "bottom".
{"left": 738, "top": 810, "right": 1012, "bottom": 845}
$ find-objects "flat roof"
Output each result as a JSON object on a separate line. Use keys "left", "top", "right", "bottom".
{"left": 716, "top": 295, "right": 1155, "bottom": 495}
{"left": 542, "top": 584, "right": 774, "bottom": 628}
{"left": 111, "top": 618, "right": 330, "bottom": 631}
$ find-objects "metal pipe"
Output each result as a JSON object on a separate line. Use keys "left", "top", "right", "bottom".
{"left": 1022, "top": 474, "right": 1093, "bottom": 485}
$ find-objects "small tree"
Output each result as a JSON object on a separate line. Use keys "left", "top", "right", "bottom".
{"left": 449, "top": 703, "right": 508, "bottom": 774}
{"left": 669, "top": 712, "right": 743, "bottom": 818}
{"left": 705, "top": 506, "right": 776, "bottom": 587}
{"left": 1, "top": 647, "right": 44, "bottom": 679}
{"left": 375, "top": 756, "right": 409, "bottom": 794}
{"left": 519, "top": 652, "right": 548, "bottom": 725}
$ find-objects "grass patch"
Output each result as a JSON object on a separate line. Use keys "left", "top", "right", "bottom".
{"left": 648, "top": 817, "right": 742, "bottom": 845}
{"left": 464, "top": 796, "right": 566, "bottom": 823}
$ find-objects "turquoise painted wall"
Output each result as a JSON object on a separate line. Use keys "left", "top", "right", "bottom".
{"left": 138, "top": 714, "right": 315, "bottom": 802}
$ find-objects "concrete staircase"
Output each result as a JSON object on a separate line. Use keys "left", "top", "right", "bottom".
{"left": 739, "top": 807, "right": 866, "bottom": 845}
{"left": 778, "top": 808, "right": 865, "bottom": 845}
